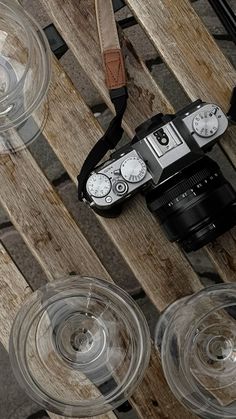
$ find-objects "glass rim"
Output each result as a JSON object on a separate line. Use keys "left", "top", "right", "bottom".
{"left": 9, "top": 276, "right": 151, "bottom": 416}
{"left": 0, "top": 1, "right": 34, "bottom": 101}
{"left": 160, "top": 283, "right": 236, "bottom": 418}
{"left": 0, "top": 0, "right": 51, "bottom": 131}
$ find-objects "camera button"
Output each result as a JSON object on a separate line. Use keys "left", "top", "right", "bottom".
{"left": 159, "top": 135, "right": 169, "bottom": 146}
{"left": 114, "top": 181, "right": 128, "bottom": 196}
{"left": 105, "top": 196, "right": 113, "bottom": 203}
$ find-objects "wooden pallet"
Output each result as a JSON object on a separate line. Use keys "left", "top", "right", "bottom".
{"left": 0, "top": 1, "right": 235, "bottom": 418}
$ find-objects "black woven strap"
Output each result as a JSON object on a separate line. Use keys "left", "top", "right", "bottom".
{"left": 77, "top": 88, "right": 128, "bottom": 201}
{"left": 227, "top": 87, "right": 236, "bottom": 123}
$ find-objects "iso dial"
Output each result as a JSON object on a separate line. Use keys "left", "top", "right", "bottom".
{"left": 86, "top": 173, "right": 111, "bottom": 198}
{"left": 120, "top": 156, "right": 147, "bottom": 183}
{"left": 193, "top": 111, "right": 219, "bottom": 138}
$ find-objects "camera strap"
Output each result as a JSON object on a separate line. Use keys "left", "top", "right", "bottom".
{"left": 228, "top": 87, "right": 236, "bottom": 123}
{"left": 77, "top": 0, "right": 128, "bottom": 201}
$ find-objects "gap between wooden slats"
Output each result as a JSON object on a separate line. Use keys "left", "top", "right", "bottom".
{"left": 40, "top": 0, "right": 236, "bottom": 282}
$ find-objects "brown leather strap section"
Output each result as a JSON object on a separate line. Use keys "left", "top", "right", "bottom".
{"left": 103, "top": 49, "right": 126, "bottom": 89}
{"left": 95, "top": 0, "right": 126, "bottom": 89}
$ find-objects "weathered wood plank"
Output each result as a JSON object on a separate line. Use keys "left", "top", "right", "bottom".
{"left": 41, "top": 0, "right": 173, "bottom": 140}
{"left": 0, "top": 102, "right": 192, "bottom": 418}
{"left": 134, "top": 347, "right": 197, "bottom": 419}
{"left": 0, "top": 243, "right": 116, "bottom": 419}
{"left": 0, "top": 242, "right": 195, "bottom": 418}
{"left": 45, "top": 60, "right": 202, "bottom": 309}
{"left": 0, "top": 244, "right": 31, "bottom": 351}
{"left": 0, "top": 66, "right": 195, "bottom": 419}
{"left": 125, "top": 0, "right": 236, "bottom": 166}
{"left": 0, "top": 152, "right": 111, "bottom": 282}
{"left": 4, "top": 1, "right": 199, "bottom": 417}
{"left": 40, "top": 2, "right": 203, "bottom": 310}
{"left": 41, "top": 0, "right": 236, "bottom": 283}
{"left": 0, "top": 140, "right": 156, "bottom": 417}
{"left": 206, "top": 227, "right": 236, "bottom": 283}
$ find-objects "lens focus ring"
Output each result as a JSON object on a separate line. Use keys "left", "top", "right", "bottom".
{"left": 146, "top": 157, "right": 236, "bottom": 252}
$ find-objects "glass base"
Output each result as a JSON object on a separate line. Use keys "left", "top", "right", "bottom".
{"left": 0, "top": 56, "right": 17, "bottom": 98}
{"left": 156, "top": 284, "right": 236, "bottom": 419}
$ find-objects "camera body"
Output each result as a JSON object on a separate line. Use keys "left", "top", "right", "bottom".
{"left": 85, "top": 100, "right": 236, "bottom": 251}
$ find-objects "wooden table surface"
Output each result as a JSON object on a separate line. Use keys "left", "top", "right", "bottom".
{"left": 0, "top": 1, "right": 236, "bottom": 418}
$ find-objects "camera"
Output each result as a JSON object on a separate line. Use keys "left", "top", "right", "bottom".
{"left": 84, "top": 100, "right": 236, "bottom": 252}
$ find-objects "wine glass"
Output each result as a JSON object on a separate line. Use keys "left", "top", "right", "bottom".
{"left": 155, "top": 284, "right": 236, "bottom": 419}
{"left": 10, "top": 276, "right": 151, "bottom": 417}
{"left": 0, "top": 0, "right": 51, "bottom": 153}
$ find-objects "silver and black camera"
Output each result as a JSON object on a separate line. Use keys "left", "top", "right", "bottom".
{"left": 84, "top": 100, "right": 236, "bottom": 252}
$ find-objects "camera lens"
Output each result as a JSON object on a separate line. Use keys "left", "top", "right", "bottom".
{"left": 146, "top": 157, "right": 236, "bottom": 252}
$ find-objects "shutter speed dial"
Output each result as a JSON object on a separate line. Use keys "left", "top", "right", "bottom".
{"left": 120, "top": 156, "right": 147, "bottom": 183}
{"left": 86, "top": 173, "right": 111, "bottom": 198}
{"left": 193, "top": 110, "right": 219, "bottom": 138}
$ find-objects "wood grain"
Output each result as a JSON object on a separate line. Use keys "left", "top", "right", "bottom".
{"left": 126, "top": 0, "right": 236, "bottom": 166}
{"left": 206, "top": 227, "right": 236, "bottom": 283}
{"left": 40, "top": 0, "right": 174, "bottom": 139}
{"left": 2, "top": 1, "right": 199, "bottom": 418}
{"left": 0, "top": 243, "right": 116, "bottom": 419}
{"left": 40, "top": 2, "right": 203, "bottom": 311}
{"left": 0, "top": 242, "right": 195, "bottom": 418}
{"left": 37, "top": 60, "right": 200, "bottom": 417}
{"left": 44, "top": 58, "right": 202, "bottom": 309}
{"left": 41, "top": 0, "right": 236, "bottom": 283}
{"left": 0, "top": 87, "right": 192, "bottom": 417}
{"left": 0, "top": 62, "right": 194, "bottom": 419}
{"left": 0, "top": 150, "right": 111, "bottom": 283}
{"left": 133, "top": 347, "right": 197, "bottom": 419}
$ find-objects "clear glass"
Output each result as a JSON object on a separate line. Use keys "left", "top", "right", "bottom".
{"left": 0, "top": 0, "right": 51, "bottom": 153}
{"left": 9, "top": 276, "right": 151, "bottom": 417}
{"left": 155, "top": 284, "right": 236, "bottom": 419}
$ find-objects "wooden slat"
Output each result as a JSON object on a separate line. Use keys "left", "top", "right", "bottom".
{"left": 133, "top": 347, "right": 197, "bottom": 419}
{"left": 0, "top": 152, "right": 110, "bottom": 283}
{"left": 0, "top": 103, "right": 195, "bottom": 417}
{"left": 41, "top": 0, "right": 236, "bottom": 283}
{"left": 0, "top": 64, "right": 196, "bottom": 419}
{"left": 0, "top": 240, "right": 195, "bottom": 419}
{"left": 46, "top": 61, "right": 202, "bottom": 308}
{"left": 40, "top": 2, "right": 203, "bottom": 311}
{"left": 125, "top": 0, "right": 236, "bottom": 280}
{"left": 2, "top": 242, "right": 197, "bottom": 419}
{"left": 0, "top": 125, "right": 180, "bottom": 419}
{"left": 206, "top": 227, "right": 236, "bottom": 282}
{"left": 41, "top": 0, "right": 174, "bottom": 138}
{"left": 125, "top": 0, "right": 236, "bottom": 166}
{"left": 0, "top": 243, "right": 115, "bottom": 419}
{"left": 3, "top": 1, "right": 198, "bottom": 417}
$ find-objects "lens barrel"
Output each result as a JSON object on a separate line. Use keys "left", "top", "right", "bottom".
{"left": 146, "top": 157, "right": 236, "bottom": 252}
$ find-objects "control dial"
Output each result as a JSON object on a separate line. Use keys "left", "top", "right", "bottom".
{"left": 193, "top": 110, "right": 219, "bottom": 138}
{"left": 86, "top": 173, "right": 111, "bottom": 198}
{"left": 120, "top": 156, "right": 147, "bottom": 183}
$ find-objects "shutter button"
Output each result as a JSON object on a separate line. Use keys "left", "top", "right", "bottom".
{"left": 114, "top": 181, "right": 128, "bottom": 196}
